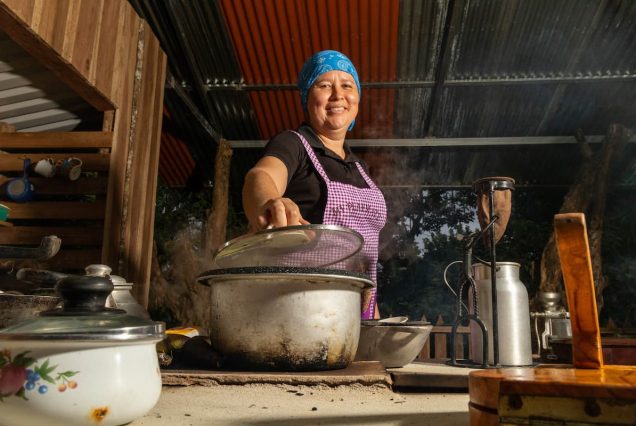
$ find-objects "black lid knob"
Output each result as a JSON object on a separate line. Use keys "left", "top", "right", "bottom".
{"left": 42, "top": 274, "right": 125, "bottom": 316}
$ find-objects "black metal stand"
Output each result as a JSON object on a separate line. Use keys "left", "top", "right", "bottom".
{"left": 447, "top": 218, "right": 495, "bottom": 369}
{"left": 447, "top": 177, "right": 515, "bottom": 369}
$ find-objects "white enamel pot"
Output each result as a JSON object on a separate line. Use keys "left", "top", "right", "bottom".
{"left": 0, "top": 274, "right": 165, "bottom": 426}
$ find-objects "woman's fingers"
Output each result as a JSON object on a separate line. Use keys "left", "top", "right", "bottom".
{"left": 262, "top": 198, "right": 306, "bottom": 228}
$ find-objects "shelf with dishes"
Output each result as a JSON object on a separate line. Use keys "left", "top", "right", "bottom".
{"left": 0, "top": 131, "right": 112, "bottom": 271}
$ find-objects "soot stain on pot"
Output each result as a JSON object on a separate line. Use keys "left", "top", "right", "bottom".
{"left": 89, "top": 406, "right": 109, "bottom": 423}
{"left": 221, "top": 342, "right": 351, "bottom": 371}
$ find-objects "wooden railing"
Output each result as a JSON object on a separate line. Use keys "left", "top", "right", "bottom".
{"left": 417, "top": 315, "right": 473, "bottom": 361}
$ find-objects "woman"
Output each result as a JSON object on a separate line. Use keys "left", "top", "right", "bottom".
{"left": 242, "top": 50, "right": 386, "bottom": 319}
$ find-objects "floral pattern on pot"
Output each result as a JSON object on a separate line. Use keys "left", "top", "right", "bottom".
{"left": 0, "top": 349, "right": 79, "bottom": 401}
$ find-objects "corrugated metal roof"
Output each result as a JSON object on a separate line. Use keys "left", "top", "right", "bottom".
{"left": 218, "top": 0, "right": 400, "bottom": 139}
{"left": 127, "top": 0, "right": 635, "bottom": 188}
{"left": 4, "top": 0, "right": 635, "bottom": 188}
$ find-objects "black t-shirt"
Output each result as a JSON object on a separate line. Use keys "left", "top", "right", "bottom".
{"left": 263, "top": 123, "right": 371, "bottom": 224}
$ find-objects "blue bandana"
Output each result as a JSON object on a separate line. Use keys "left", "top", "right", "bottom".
{"left": 298, "top": 50, "right": 361, "bottom": 131}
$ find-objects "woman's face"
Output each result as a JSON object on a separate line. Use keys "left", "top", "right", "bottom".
{"left": 306, "top": 70, "right": 359, "bottom": 135}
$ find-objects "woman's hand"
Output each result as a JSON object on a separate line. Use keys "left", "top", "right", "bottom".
{"left": 243, "top": 156, "right": 309, "bottom": 231}
{"left": 255, "top": 197, "right": 309, "bottom": 230}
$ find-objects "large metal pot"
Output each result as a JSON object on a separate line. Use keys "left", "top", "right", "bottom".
{"left": 197, "top": 266, "right": 374, "bottom": 371}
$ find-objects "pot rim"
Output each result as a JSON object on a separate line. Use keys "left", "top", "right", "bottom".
{"left": 0, "top": 319, "right": 165, "bottom": 342}
{"left": 197, "top": 266, "right": 375, "bottom": 289}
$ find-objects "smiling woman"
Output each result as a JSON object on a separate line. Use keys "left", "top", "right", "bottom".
{"left": 242, "top": 50, "right": 387, "bottom": 319}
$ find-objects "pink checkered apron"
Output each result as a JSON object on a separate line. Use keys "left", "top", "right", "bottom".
{"left": 292, "top": 132, "right": 387, "bottom": 319}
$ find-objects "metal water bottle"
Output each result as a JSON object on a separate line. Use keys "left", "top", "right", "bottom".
{"left": 469, "top": 262, "right": 533, "bottom": 366}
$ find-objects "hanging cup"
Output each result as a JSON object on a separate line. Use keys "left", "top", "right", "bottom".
{"left": 33, "top": 157, "right": 56, "bottom": 178}
{"left": 57, "top": 157, "right": 83, "bottom": 181}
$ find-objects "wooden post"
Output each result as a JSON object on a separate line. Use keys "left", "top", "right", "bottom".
{"left": 205, "top": 139, "right": 233, "bottom": 256}
{"left": 539, "top": 126, "right": 627, "bottom": 300}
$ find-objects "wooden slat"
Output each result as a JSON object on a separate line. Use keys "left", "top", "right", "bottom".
{"left": 554, "top": 213, "right": 604, "bottom": 369}
{"left": 0, "top": 131, "right": 113, "bottom": 149}
{"left": 32, "top": 176, "right": 107, "bottom": 195}
{"left": 126, "top": 24, "right": 166, "bottom": 306}
{"left": 102, "top": 5, "right": 140, "bottom": 270}
{"left": 0, "top": 226, "right": 103, "bottom": 245}
{"left": 93, "top": 2, "right": 120, "bottom": 98}
{"left": 3, "top": 200, "right": 105, "bottom": 220}
{"left": 0, "top": 176, "right": 108, "bottom": 195}
{"left": 0, "top": 1, "right": 115, "bottom": 111}
{"left": 72, "top": 0, "right": 103, "bottom": 78}
{"left": 434, "top": 332, "right": 448, "bottom": 359}
{"left": 0, "top": 154, "right": 110, "bottom": 172}
{"left": 45, "top": 1, "right": 71, "bottom": 53}
{"left": 35, "top": 247, "right": 102, "bottom": 271}
{"left": 1, "top": 0, "right": 34, "bottom": 26}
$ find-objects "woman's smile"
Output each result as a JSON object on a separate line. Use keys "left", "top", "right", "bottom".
{"left": 307, "top": 70, "right": 359, "bottom": 136}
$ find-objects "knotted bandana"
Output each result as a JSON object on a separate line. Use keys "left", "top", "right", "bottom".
{"left": 298, "top": 50, "right": 361, "bottom": 130}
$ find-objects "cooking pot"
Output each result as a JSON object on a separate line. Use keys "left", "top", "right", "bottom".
{"left": 0, "top": 274, "right": 165, "bottom": 426}
{"left": 197, "top": 266, "right": 374, "bottom": 371}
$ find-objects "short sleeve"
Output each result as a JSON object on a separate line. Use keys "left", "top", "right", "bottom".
{"left": 263, "top": 130, "right": 305, "bottom": 184}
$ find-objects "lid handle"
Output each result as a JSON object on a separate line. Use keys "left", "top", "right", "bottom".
{"left": 42, "top": 275, "right": 125, "bottom": 316}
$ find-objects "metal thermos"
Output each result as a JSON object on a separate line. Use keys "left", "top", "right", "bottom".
{"left": 469, "top": 262, "right": 533, "bottom": 366}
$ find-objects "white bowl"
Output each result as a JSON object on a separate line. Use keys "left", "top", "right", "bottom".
{"left": 354, "top": 321, "right": 433, "bottom": 368}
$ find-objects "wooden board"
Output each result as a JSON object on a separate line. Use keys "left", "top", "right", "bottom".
{"left": 0, "top": 131, "right": 113, "bottom": 149}
{"left": 389, "top": 361, "right": 475, "bottom": 390}
{"left": 554, "top": 213, "right": 603, "bottom": 369}
{"left": 0, "top": 226, "right": 102, "bottom": 245}
{"left": 161, "top": 361, "right": 392, "bottom": 388}
{"left": 0, "top": 154, "right": 110, "bottom": 173}
{"left": 469, "top": 366, "right": 636, "bottom": 425}
{"left": 2, "top": 200, "right": 105, "bottom": 220}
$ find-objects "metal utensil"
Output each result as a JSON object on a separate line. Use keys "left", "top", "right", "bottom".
{"left": 0, "top": 235, "right": 61, "bottom": 261}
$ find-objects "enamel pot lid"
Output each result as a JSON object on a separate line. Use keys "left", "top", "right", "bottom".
{"left": 0, "top": 274, "right": 164, "bottom": 342}
{"left": 211, "top": 224, "right": 364, "bottom": 269}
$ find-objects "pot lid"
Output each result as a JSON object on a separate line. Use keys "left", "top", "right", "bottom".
{"left": 0, "top": 274, "right": 164, "bottom": 342}
{"left": 197, "top": 266, "right": 375, "bottom": 289}
{"left": 212, "top": 224, "right": 364, "bottom": 269}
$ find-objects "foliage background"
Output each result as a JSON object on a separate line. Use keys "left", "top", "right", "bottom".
{"left": 154, "top": 183, "right": 636, "bottom": 329}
